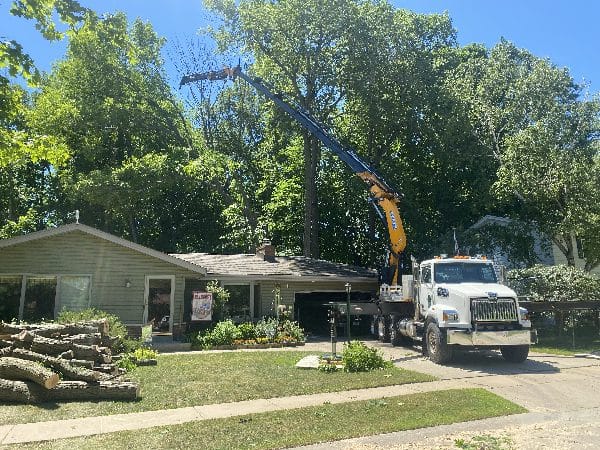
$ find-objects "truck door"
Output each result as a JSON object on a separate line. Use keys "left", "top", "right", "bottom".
{"left": 419, "top": 263, "right": 434, "bottom": 315}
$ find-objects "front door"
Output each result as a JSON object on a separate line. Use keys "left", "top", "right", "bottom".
{"left": 143, "top": 276, "right": 175, "bottom": 333}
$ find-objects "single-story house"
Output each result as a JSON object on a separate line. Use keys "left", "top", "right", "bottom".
{"left": 0, "top": 223, "right": 378, "bottom": 337}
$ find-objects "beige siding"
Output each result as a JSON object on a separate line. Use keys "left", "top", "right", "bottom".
{"left": 0, "top": 231, "right": 202, "bottom": 324}
{"left": 257, "top": 280, "right": 377, "bottom": 316}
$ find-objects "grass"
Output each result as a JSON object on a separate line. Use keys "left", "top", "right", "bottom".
{"left": 8, "top": 388, "right": 526, "bottom": 450}
{"left": 533, "top": 334, "right": 600, "bottom": 356}
{"left": 0, "top": 350, "right": 435, "bottom": 425}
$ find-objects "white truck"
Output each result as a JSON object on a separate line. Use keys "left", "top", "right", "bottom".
{"left": 374, "top": 255, "right": 537, "bottom": 363}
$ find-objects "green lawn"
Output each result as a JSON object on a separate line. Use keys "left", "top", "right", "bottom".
{"left": 533, "top": 335, "right": 600, "bottom": 356}
{"left": 9, "top": 388, "right": 526, "bottom": 450}
{"left": 0, "top": 350, "right": 435, "bottom": 425}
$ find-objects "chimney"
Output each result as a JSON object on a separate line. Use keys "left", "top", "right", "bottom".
{"left": 256, "top": 238, "right": 276, "bottom": 262}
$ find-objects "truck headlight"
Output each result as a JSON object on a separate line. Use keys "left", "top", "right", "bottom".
{"left": 443, "top": 310, "right": 459, "bottom": 322}
{"left": 437, "top": 287, "right": 449, "bottom": 297}
{"left": 519, "top": 307, "right": 530, "bottom": 321}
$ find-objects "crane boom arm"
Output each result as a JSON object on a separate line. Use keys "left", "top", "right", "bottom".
{"left": 181, "top": 66, "right": 406, "bottom": 284}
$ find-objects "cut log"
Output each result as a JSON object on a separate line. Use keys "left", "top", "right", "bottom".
{"left": 0, "top": 357, "right": 59, "bottom": 388}
{"left": 69, "top": 359, "right": 94, "bottom": 369}
{"left": 0, "top": 339, "right": 12, "bottom": 349}
{"left": 93, "top": 363, "right": 119, "bottom": 375}
{"left": 30, "top": 336, "right": 72, "bottom": 355}
{"left": 0, "top": 379, "right": 139, "bottom": 403}
{"left": 11, "top": 348, "right": 110, "bottom": 382}
{"left": 58, "top": 350, "right": 75, "bottom": 360}
{"left": 11, "top": 330, "right": 36, "bottom": 344}
{"left": 63, "top": 333, "right": 101, "bottom": 346}
{"left": 0, "top": 323, "right": 24, "bottom": 335}
{"left": 0, "top": 378, "right": 34, "bottom": 403}
{"left": 72, "top": 344, "right": 112, "bottom": 364}
{"left": 61, "top": 325, "right": 101, "bottom": 336}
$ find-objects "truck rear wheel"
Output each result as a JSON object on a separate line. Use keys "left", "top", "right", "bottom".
{"left": 377, "top": 316, "right": 390, "bottom": 343}
{"left": 425, "top": 322, "right": 453, "bottom": 364}
{"left": 500, "top": 345, "right": 529, "bottom": 363}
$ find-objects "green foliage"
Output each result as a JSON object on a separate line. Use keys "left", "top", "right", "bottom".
{"left": 193, "top": 318, "right": 306, "bottom": 349}
{"left": 116, "top": 354, "right": 136, "bottom": 372}
{"left": 342, "top": 341, "right": 392, "bottom": 373}
{"left": 196, "top": 319, "right": 240, "bottom": 348}
{"left": 278, "top": 320, "right": 305, "bottom": 342}
{"left": 507, "top": 265, "right": 600, "bottom": 301}
{"left": 205, "top": 281, "right": 230, "bottom": 321}
{"left": 254, "top": 317, "right": 278, "bottom": 340}
{"left": 133, "top": 347, "right": 158, "bottom": 360}
{"left": 455, "top": 434, "right": 514, "bottom": 450}
{"left": 236, "top": 322, "right": 256, "bottom": 340}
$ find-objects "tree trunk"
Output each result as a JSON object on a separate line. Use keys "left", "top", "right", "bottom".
{"left": 11, "top": 348, "right": 110, "bottom": 382}
{"left": 0, "top": 379, "right": 139, "bottom": 403}
{"left": 30, "top": 336, "right": 72, "bottom": 355}
{"left": 302, "top": 132, "right": 320, "bottom": 258}
{"left": 0, "top": 357, "right": 59, "bottom": 389}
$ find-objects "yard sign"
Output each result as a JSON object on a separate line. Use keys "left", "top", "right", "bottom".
{"left": 191, "top": 291, "right": 213, "bottom": 321}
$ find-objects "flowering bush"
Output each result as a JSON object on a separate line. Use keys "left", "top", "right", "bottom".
{"left": 193, "top": 318, "right": 305, "bottom": 349}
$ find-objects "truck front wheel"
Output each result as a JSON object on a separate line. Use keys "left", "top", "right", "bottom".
{"left": 425, "top": 322, "right": 453, "bottom": 364}
{"left": 500, "top": 345, "right": 529, "bottom": 363}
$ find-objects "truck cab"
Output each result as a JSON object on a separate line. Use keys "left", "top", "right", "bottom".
{"left": 413, "top": 256, "right": 536, "bottom": 363}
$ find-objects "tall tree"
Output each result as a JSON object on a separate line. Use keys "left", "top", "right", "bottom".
{"left": 30, "top": 12, "right": 223, "bottom": 251}
{"left": 448, "top": 40, "right": 600, "bottom": 271}
{"left": 205, "top": 0, "right": 356, "bottom": 258}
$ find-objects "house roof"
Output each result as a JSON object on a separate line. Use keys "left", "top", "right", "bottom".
{"left": 0, "top": 223, "right": 377, "bottom": 282}
{"left": 0, "top": 223, "right": 207, "bottom": 276}
{"left": 171, "top": 252, "right": 378, "bottom": 282}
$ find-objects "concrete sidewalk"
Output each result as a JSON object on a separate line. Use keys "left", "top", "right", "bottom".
{"left": 0, "top": 378, "right": 469, "bottom": 445}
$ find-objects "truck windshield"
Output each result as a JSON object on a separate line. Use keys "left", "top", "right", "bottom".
{"left": 434, "top": 262, "right": 498, "bottom": 284}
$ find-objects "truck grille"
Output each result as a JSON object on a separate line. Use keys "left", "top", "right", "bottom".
{"left": 471, "top": 297, "right": 518, "bottom": 322}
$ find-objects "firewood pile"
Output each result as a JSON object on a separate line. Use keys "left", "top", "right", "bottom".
{"left": 0, "top": 320, "right": 139, "bottom": 403}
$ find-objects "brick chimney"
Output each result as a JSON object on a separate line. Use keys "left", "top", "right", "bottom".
{"left": 256, "top": 238, "right": 276, "bottom": 262}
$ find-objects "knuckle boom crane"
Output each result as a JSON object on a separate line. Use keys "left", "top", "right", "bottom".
{"left": 181, "top": 65, "right": 536, "bottom": 364}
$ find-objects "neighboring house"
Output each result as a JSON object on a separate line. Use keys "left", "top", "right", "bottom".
{"left": 0, "top": 223, "right": 378, "bottom": 337}
{"left": 467, "top": 215, "right": 597, "bottom": 275}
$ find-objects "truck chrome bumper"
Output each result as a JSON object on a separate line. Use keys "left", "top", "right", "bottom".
{"left": 446, "top": 329, "right": 536, "bottom": 346}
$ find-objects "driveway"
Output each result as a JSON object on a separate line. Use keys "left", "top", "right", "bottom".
{"left": 297, "top": 339, "right": 600, "bottom": 449}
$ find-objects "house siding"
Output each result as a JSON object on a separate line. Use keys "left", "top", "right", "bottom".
{"left": 0, "top": 230, "right": 201, "bottom": 324}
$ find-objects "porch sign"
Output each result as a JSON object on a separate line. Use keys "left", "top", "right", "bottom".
{"left": 191, "top": 291, "right": 213, "bottom": 321}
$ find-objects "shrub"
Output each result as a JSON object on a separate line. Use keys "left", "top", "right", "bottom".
{"left": 237, "top": 322, "right": 256, "bottom": 340}
{"left": 255, "top": 317, "right": 278, "bottom": 340}
{"left": 342, "top": 341, "right": 392, "bottom": 372}
{"left": 197, "top": 320, "right": 240, "bottom": 348}
{"left": 116, "top": 354, "right": 136, "bottom": 372}
{"left": 133, "top": 347, "right": 158, "bottom": 360}
{"left": 278, "top": 320, "right": 305, "bottom": 342}
{"left": 507, "top": 265, "right": 600, "bottom": 302}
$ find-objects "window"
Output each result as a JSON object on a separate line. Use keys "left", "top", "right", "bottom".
{"left": 23, "top": 276, "right": 57, "bottom": 322}
{"left": 421, "top": 265, "right": 432, "bottom": 283}
{"left": 58, "top": 276, "right": 91, "bottom": 312}
{"left": 0, "top": 276, "right": 22, "bottom": 322}
{"left": 434, "top": 263, "right": 498, "bottom": 284}
{"left": 224, "top": 284, "right": 252, "bottom": 321}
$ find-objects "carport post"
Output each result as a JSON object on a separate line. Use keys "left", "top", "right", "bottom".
{"left": 345, "top": 283, "right": 351, "bottom": 342}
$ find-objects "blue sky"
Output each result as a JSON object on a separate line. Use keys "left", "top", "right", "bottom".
{"left": 1, "top": 0, "right": 598, "bottom": 95}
